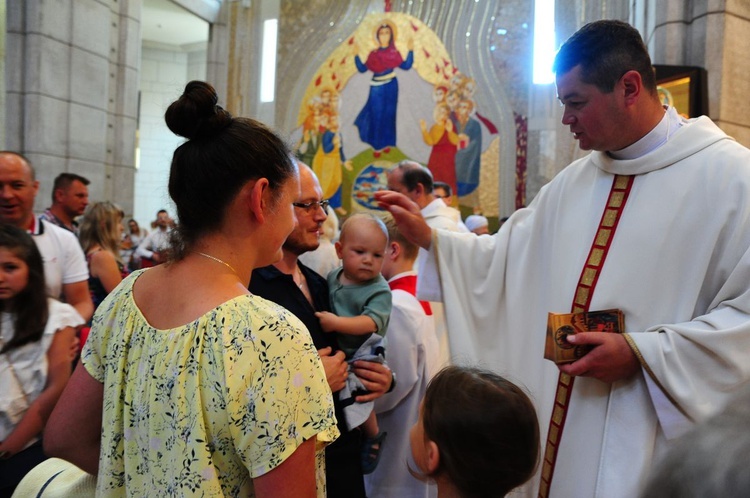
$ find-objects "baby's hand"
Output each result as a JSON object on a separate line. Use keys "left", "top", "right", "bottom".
{"left": 315, "top": 311, "right": 339, "bottom": 332}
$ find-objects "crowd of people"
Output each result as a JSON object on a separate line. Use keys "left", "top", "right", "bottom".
{"left": 2, "top": 18, "right": 750, "bottom": 498}
{"left": 0, "top": 155, "right": 179, "bottom": 495}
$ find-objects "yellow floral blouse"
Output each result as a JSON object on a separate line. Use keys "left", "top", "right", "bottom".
{"left": 82, "top": 270, "right": 339, "bottom": 497}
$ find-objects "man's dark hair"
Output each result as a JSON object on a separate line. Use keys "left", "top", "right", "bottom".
{"left": 395, "top": 160, "right": 434, "bottom": 194}
{"left": 433, "top": 181, "right": 452, "bottom": 197}
{"left": 52, "top": 173, "right": 90, "bottom": 202}
{"left": 553, "top": 20, "right": 657, "bottom": 95}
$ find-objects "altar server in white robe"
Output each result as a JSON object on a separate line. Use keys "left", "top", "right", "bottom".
{"left": 365, "top": 216, "right": 439, "bottom": 498}
{"left": 376, "top": 19, "right": 750, "bottom": 498}
{"left": 386, "top": 161, "right": 463, "bottom": 369}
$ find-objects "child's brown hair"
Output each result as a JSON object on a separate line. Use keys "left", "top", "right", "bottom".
{"left": 417, "top": 365, "right": 540, "bottom": 497}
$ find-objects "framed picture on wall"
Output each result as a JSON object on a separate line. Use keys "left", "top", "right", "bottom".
{"left": 653, "top": 65, "right": 708, "bottom": 118}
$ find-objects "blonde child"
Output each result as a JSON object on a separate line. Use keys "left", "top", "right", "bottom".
{"left": 410, "top": 366, "right": 540, "bottom": 497}
{"left": 316, "top": 213, "right": 392, "bottom": 474}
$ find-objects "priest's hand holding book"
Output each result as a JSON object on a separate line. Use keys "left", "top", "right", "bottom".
{"left": 558, "top": 333, "right": 640, "bottom": 383}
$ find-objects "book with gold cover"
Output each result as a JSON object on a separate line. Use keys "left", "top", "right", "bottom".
{"left": 544, "top": 309, "right": 625, "bottom": 364}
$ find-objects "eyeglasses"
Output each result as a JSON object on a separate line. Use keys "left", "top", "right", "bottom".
{"left": 293, "top": 199, "right": 330, "bottom": 212}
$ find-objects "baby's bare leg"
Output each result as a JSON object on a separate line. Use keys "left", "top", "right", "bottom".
{"left": 361, "top": 410, "right": 379, "bottom": 439}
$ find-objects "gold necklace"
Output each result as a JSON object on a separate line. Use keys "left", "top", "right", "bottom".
{"left": 293, "top": 266, "right": 305, "bottom": 289}
{"left": 195, "top": 251, "right": 240, "bottom": 278}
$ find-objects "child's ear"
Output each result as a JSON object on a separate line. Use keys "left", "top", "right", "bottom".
{"left": 425, "top": 440, "right": 440, "bottom": 474}
{"left": 335, "top": 240, "right": 343, "bottom": 259}
{"left": 389, "top": 241, "right": 400, "bottom": 259}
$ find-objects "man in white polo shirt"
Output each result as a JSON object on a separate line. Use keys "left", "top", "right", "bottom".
{"left": 135, "top": 209, "right": 172, "bottom": 266}
{"left": 0, "top": 151, "right": 93, "bottom": 322}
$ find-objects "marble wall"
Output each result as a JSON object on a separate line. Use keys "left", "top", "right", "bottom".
{"left": 134, "top": 44, "right": 205, "bottom": 227}
{"left": 719, "top": 3, "right": 750, "bottom": 146}
{"left": 641, "top": 0, "right": 750, "bottom": 147}
{"left": 0, "top": 1, "right": 5, "bottom": 151}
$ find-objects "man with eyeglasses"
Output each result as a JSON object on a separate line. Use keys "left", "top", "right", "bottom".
{"left": 433, "top": 180, "right": 452, "bottom": 201}
{"left": 294, "top": 198, "right": 330, "bottom": 211}
{"left": 433, "top": 180, "right": 470, "bottom": 233}
{"left": 250, "top": 163, "right": 393, "bottom": 498}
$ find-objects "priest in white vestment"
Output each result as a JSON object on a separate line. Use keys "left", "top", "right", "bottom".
{"left": 376, "top": 20, "right": 750, "bottom": 498}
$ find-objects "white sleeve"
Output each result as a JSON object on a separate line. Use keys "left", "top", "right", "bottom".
{"left": 46, "top": 299, "right": 86, "bottom": 333}
{"left": 135, "top": 232, "right": 155, "bottom": 259}
{"left": 417, "top": 223, "right": 515, "bottom": 364}
{"left": 59, "top": 228, "right": 89, "bottom": 284}
{"left": 416, "top": 239, "right": 442, "bottom": 302}
{"left": 374, "top": 291, "right": 422, "bottom": 414}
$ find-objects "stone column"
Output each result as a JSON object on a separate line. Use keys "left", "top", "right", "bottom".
{"left": 641, "top": 0, "right": 750, "bottom": 147}
{"left": 0, "top": 0, "right": 6, "bottom": 150}
{"left": 207, "top": 0, "right": 280, "bottom": 125}
{"left": 5, "top": 0, "right": 140, "bottom": 214}
{"left": 207, "top": 0, "right": 261, "bottom": 120}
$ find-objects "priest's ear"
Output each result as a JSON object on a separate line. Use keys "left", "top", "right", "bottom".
{"left": 620, "top": 69, "right": 644, "bottom": 106}
{"left": 413, "top": 181, "right": 427, "bottom": 198}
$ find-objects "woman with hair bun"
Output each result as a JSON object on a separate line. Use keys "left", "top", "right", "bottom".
{"left": 42, "top": 81, "right": 338, "bottom": 497}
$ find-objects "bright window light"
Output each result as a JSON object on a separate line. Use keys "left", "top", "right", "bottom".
{"left": 533, "top": 0, "right": 556, "bottom": 85}
{"left": 260, "top": 19, "right": 278, "bottom": 103}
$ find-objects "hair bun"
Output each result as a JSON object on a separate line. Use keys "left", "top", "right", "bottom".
{"left": 165, "top": 80, "right": 233, "bottom": 139}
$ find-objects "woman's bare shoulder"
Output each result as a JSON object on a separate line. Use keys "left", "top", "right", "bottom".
{"left": 133, "top": 263, "right": 249, "bottom": 330}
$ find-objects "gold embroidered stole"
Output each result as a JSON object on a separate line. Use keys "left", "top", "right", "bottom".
{"left": 538, "top": 174, "right": 635, "bottom": 498}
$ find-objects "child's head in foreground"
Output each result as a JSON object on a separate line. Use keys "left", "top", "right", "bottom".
{"left": 335, "top": 213, "right": 388, "bottom": 284}
{"left": 410, "top": 365, "right": 540, "bottom": 498}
